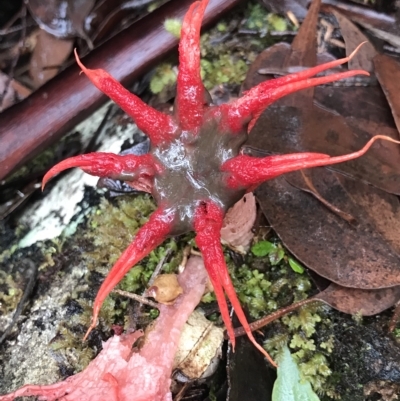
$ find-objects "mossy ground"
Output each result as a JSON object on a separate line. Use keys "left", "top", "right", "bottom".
{"left": 225, "top": 238, "right": 335, "bottom": 398}
{"left": 37, "top": 192, "right": 196, "bottom": 374}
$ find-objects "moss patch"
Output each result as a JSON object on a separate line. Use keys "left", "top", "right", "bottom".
{"left": 225, "top": 236, "right": 335, "bottom": 397}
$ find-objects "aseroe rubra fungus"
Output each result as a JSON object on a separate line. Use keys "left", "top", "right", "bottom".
{"left": 42, "top": 0, "right": 398, "bottom": 366}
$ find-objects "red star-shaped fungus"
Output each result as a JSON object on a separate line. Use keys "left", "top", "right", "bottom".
{"left": 42, "top": 0, "right": 398, "bottom": 366}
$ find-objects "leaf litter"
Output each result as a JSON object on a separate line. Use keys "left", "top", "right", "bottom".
{"left": 245, "top": 0, "right": 400, "bottom": 318}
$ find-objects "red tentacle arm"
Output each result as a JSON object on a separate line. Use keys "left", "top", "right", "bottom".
{"left": 84, "top": 207, "right": 174, "bottom": 340}
{"left": 74, "top": 50, "right": 177, "bottom": 145}
{"left": 42, "top": 153, "right": 159, "bottom": 190}
{"left": 222, "top": 135, "right": 400, "bottom": 189}
{"left": 224, "top": 43, "right": 369, "bottom": 133}
{"left": 194, "top": 201, "right": 277, "bottom": 367}
{"left": 243, "top": 42, "right": 367, "bottom": 100}
{"left": 229, "top": 69, "right": 369, "bottom": 133}
{"left": 176, "top": 0, "right": 208, "bottom": 132}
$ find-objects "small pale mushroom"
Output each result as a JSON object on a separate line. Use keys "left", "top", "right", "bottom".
{"left": 147, "top": 274, "right": 184, "bottom": 305}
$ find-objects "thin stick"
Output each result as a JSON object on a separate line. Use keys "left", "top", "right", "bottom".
{"left": 232, "top": 298, "right": 321, "bottom": 338}
{"left": 113, "top": 289, "right": 160, "bottom": 309}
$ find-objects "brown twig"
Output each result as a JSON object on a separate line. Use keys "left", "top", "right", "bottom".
{"left": 0, "top": 0, "right": 243, "bottom": 182}
{"left": 231, "top": 298, "right": 321, "bottom": 338}
{"left": 113, "top": 289, "right": 160, "bottom": 309}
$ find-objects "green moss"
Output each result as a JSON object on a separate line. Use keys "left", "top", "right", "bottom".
{"left": 266, "top": 14, "right": 288, "bottom": 32}
{"left": 201, "top": 291, "right": 216, "bottom": 303}
{"left": 85, "top": 194, "right": 156, "bottom": 268}
{"left": 244, "top": 3, "right": 291, "bottom": 36}
{"left": 227, "top": 235, "right": 336, "bottom": 397}
{"left": 84, "top": 193, "right": 191, "bottom": 306}
{"left": 49, "top": 323, "right": 96, "bottom": 372}
{"left": 0, "top": 270, "right": 23, "bottom": 314}
{"left": 216, "top": 22, "right": 228, "bottom": 32}
{"left": 200, "top": 55, "right": 249, "bottom": 90}
{"left": 198, "top": 2, "right": 296, "bottom": 91}
{"left": 149, "top": 63, "right": 177, "bottom": 95}
{"left": 164, "top": 18, "right": 182, "bottom": 38}
{"left": 229, "top": 240, "right": 311, "bottom": 320}
{"left": 264, "top": 302, "right": 335, "bottom": 397}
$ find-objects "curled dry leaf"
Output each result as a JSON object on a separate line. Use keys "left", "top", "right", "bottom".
{"left": 320, "top": 0, "right": 400, "bottom": 49}
{"left": 220, "top": 193, "right": 257, "bottom": 254}
{"left": 173, "top": 310, "right": 224, "bottom": 381}
{"left": 332, "top": 9, "right": 400, "bottom": 139}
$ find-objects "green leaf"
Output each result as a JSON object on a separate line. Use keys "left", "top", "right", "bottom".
{"left": 288, "top": 257, "right": 305, "bottom": 274}
{"left": 251, "top": 240, "right": 276, "bottom": 257}
{"left": 272, "top": 345, "right": 320, "bottom": 401}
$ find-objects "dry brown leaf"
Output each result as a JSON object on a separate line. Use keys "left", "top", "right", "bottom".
{"left": 245, "top": 0, "right": 400, "bottom": 317}
{"left": 29, "top": 30, "right": 73, "bottom": 88}
{"left": 0, "top": 72, "right": 31, "bottom": 111}
{"left": 221, "top": 193, "right": 256, "bottom": 253}
{"left": 317, "top": 283, "right": 400, "bottom": 316}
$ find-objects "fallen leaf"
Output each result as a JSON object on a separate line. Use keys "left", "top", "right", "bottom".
{"left": 331, "top": 10, "right": 377, "bottom": 72}
{"left": 88, "top": 0, "right": 156, "bottom": 45}
{"left": 29, "top": 30, "right": 73, "bottom": 88}
{"left": 316, "top": 283, "right": 400, "bottom": 316}
{"left": 374, "top": 54, "right": 400, "bottom": 135}
{"left": 320, "top": 1, "right": 400, "bottom": 49}
{"left": 256, "top": 169, "right": 400, "bottom": 290}
{"left": 241, "top": 0, "right": 400, "bottom": 314}
{"left": 243, "top": 1, "right": 400, "bottom": 196}
{"left": 221, "top": 193, "right": 257, "bottom": 253}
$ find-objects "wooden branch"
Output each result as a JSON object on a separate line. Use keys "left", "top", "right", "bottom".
{"left": 0, "top": 0, "right": 242, "bottom": 181}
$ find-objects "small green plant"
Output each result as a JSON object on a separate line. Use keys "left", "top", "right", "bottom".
{"left": 273, "top": 345, "right": 320, "bottom": 401}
